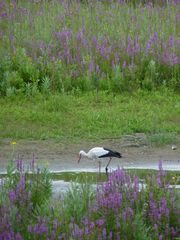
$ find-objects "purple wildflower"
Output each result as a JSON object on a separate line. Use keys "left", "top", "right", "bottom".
{"left": 159, "top": 235, "right": 163, "bottom": 240}
{"left": 92, "top": 35, "right": 98, "bottom": 49}
{"left": 0, "top": 31, "right": 3, "bottom": 38}
{"left": 15, "top": 233, "right": 23, "bottom": 240}
{"left": 31, "top": 153, "right": 35, "bottom": 171}
{"left": 123, "top": 207, "right": 134, "bottom": 221}
{"left": 158, "top": 160, "right": 166, "bottom": 176}
{"left": 122, "top": 61, "right": 126, "bottom": 69}
{"left": 28, "top": 225, "right": 33, "bottom": 233}
{"left": 89, "top": 60, "right": 94, "bottom": 74}
{"left": 33, "top": 222, "right": 48, "bottom": 235}
{"left": 96, "top": 64, "right": 100, "bottom": 74}
{"left": 172, "top": 0, "right": 180, "bottom": 5}
{"left": 53, "top": 219, "right": 58, "bottom": 230}
{"left": 102, "top": 228, "right": 106, "bottom": 238}
{"left": 146, "top": 32, "right": 158, "bottom": 54}
{"left": 162, "top": 51, "right": 179, "bottom": 66}
{"left": 8, "top": 190, "right": 16, "bottom": 202}
{"left": 127, "top": 35, "right": 140, "bottom": 57}
{"left": 156, "top": 175, "right": 162, "bottom": 187}
{"left": 108, "top": 231, "right": 113, "bottom": 240}
{"left": 96, "top": 218, "right": 105, "bottom": 228}
{"left": 154, "top": 223, "right": 158, "bottom": 231}
{"left": 0, "top": 11, "right": 8, "bottom": 19}
{"left": 16, "top": 159, "right": 23, "bottom": 172}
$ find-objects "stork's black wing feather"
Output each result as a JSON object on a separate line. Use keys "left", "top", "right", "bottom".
{"left": 99, "top": 148, "right": 122, "bottom": 158}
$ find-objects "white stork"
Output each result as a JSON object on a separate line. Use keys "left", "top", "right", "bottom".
{"left": 78, "top": 147, "right": 122, "bottom": 174}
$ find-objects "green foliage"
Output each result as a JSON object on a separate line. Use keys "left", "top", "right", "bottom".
{"left": 4, "top": 71, "right": 24, "bottom": 91}
{"left": 62, "top": 180, "right": 94, "bottom": 223}
{"left": 41, "top": 76, "right": 50, "bottom": 95}
{"left": 132, "top": 213, "right": 151, "bottom": 240}
{"left": 142, "top": 60, "right": 157, "bottom": 90}
{"left": 12, "top": 48, "right": 39, "bottom": 84}
{"left": 110, "top": 66, "right": 126, "bottom": 92}
{"left": 0, "top": 48, "right": 40, "bottom": 96}
{"left": 30, "top": 167, "right": 52, "bottom": 209}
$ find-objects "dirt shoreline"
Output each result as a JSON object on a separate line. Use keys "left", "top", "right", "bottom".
{"left": 0, "top": 135, "right": 180, "bottom": 173}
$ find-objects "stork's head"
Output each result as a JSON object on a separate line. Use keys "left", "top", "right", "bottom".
{"left": 78, "top": 150, "right": 84, "bottom": 163}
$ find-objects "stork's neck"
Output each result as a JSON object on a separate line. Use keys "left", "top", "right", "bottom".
{"left": 80, "top": 150, "right": 88, "bottom": 158}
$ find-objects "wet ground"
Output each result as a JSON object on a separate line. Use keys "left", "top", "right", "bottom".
{"left": 0, "top": 134, "right": 180, "bottom": 173}
{"left": 0, "top": 135, "right": 180, "bottom": 195}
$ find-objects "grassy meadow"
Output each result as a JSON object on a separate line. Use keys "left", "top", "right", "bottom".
{"left": 0, "top": 1, "right": 180, "bottom": 239}
{"left": 0, "top": 0, "right": 179, "bottom": 96}
{"left": 0, "top": 90, "right": 180, "bottom": 143}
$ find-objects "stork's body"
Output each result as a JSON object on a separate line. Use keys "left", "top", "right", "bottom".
{"left": 78, "top": 147, "right": 122, "bottom": 174}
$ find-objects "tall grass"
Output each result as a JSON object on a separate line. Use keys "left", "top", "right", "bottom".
{"left": 0, "top": 0, "right": 179, "bottom": 96}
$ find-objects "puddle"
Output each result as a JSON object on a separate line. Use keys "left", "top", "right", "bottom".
{"left": 52, "top": 180, "right": 72, "bottom": 194}
{"left": 52, "top": 179, "right": 180, "bottom": 197}
{"left": 52, "top": 181, "right": 180, "bottom": 199}
{"left": 46, "top": 159, "right": 180, "bottom": 173}
{"left": 123, "top": 162, "right": 180, "bottom": 171}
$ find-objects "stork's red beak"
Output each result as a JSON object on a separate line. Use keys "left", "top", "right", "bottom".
{"left": 78, "top": 154, "right": 81, "bottom": 163}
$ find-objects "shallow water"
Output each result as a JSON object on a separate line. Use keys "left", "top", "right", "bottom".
{"left": 52, "top": 179, "right": 180, "bottom": 196}
{"left": 48, "top": 159, "right": 180, "bottom": 173}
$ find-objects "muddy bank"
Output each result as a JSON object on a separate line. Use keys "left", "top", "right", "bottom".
{"left": 0, "top": 135, "right": 180, "bottom": 173}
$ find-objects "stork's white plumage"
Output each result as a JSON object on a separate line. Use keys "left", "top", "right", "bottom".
{"left": 78, "top": 147, "right": 122, "bottom": 173}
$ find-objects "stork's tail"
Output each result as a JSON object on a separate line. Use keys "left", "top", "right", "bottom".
{"left": 113, "top": 151, "right": 122, "bottom": 158}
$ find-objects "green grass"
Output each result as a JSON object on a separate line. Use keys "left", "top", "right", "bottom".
{"left": 0, "top": 89, "right": 180, "bottom": 143}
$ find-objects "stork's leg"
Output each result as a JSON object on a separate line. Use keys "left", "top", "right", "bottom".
{"left": 98, "top": 160, "right": 102, "bottom": 181}
{"left": 105, "top": 157, "right": 112, "bottom": 174}
{"left": 98, "top": 160, "right": 101, "bottom": 174}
